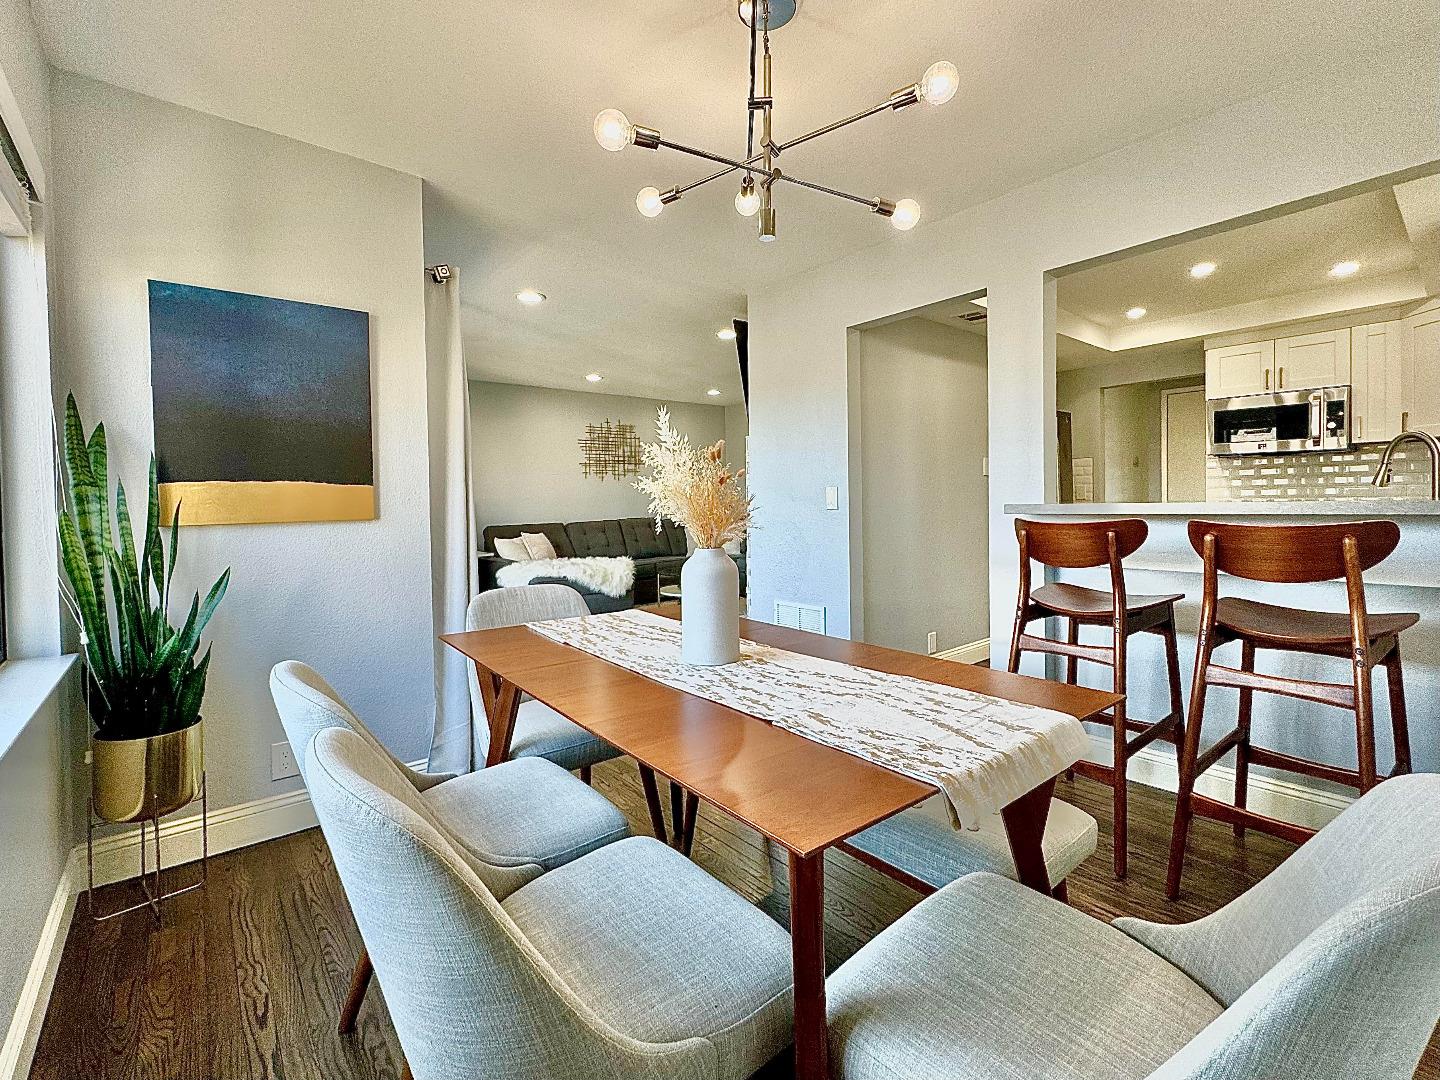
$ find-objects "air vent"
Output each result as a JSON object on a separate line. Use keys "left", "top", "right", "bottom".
{"left": 774, "top": 601, "right": 826, "bottom": 635}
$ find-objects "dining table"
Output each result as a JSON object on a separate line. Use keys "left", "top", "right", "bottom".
{"left": 442, "top": 608, "right": 1121, "bottom": 1080}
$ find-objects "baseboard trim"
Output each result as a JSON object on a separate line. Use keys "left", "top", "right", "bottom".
{"left": 935, "top": 638, "right": 990, "bottom": 665}
{"left": 0, "top": 850, "right": 80, "bottom": 1080}
{"left": 1083, "top": 733, "right": 1353, "bottom": 831}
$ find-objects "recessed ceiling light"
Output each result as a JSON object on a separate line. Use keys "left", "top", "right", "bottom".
{"left": 516, "top": 288, "right": 547, "bottom": 305}
{"left": 1329, "top": 261, "right": 1360, "bottom": 278}
{"left": 1125, "top": 306, "right": 1147, "bottom": 320}
{"left": 716, "top": 327, "right": 738, "bottom": 341}
{"left": 585, "top": 372, "right": 604, "bottom": 383}
{"left": 706, "top": 387, "right": 722, "bottom": 397}
{"left": 1189, "top": 261, "right": 1217, "bottom": 279}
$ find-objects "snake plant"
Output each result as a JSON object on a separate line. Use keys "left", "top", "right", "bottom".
{"left": 57, "top": 394, "right": 230, "bottom": 741}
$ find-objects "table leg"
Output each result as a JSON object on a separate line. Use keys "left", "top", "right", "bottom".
{"left": 638, "top": 765, "right": 668, "bottom": 844}
{"left": 788, "top": 849, "right": 829, "bottom": 1080}
{"left": 1000, "top": 776, "right": 1057, "bottom": 893}
{"left": 474, "top": 662, "right": 522, "bottom": 769}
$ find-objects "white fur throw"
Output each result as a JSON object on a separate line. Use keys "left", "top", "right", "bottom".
{"left": 496, "top": 556, "right": 636, "bottom": 598}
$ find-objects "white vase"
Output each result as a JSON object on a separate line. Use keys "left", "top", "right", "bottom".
{"left": 680, "top": 547, "right": 740, "bottom": 666}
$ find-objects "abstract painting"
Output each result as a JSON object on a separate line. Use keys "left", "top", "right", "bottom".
{"left": 148, "top": 280, "right": 375, "bottom": 525}
{"left": 578, "top": 419, "right": 642, "bottom": 480}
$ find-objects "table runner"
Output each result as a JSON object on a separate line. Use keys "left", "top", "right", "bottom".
{"left": 527, "top": 609, "right": 1089, "bottom": 829}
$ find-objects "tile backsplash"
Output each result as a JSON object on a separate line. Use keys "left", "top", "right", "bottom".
{"left": 1206, "top": 444, "right": 1432, "bottom": 501}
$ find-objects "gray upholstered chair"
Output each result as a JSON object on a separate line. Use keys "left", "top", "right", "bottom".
{"left": 269, "top": 661, "right": 629, "bottom": 1035}
{"left": 845, "top": 794, "right": 1097, "bottom": 897}
{"left": 306, "top": 725, "right": 796, "bottom": 1080}
{"left": 466, "top": 584, "right": 623, "bottom": 775}
{"left": 827, "top": 772, "right": 1440, "bottom": 1080}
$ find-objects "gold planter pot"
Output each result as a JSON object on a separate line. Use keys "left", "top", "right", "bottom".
{"left": 91, "top": 720, "right": 204, "bottom": 824}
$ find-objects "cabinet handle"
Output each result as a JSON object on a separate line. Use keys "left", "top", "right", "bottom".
{"left": 1264, "top": 369, "right": 1270, "bottom": 391}
{"left": 1278, "top": 366, "right": 1285, "bottom": 389}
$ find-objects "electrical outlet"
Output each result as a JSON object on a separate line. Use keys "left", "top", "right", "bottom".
{"left": 926, "top": 631, "right": 938, "bottom": 655}
{"left": 824, "top": 485, "right": 840, "bottom": 510}
{"left": 271, "top": 741, "right": 299, "bottom": 782}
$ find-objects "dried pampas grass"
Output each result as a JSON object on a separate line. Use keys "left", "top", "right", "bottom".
{"left": 635, "top": 406, "right": 753, "bottom": 549}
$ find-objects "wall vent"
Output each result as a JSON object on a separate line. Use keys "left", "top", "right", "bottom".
{"left": 774, "top": 601, "right": 826, "bottom": 635}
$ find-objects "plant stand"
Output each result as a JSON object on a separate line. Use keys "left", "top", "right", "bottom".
{"left": 86, "top": 773, "right": 207, "bottom": 923}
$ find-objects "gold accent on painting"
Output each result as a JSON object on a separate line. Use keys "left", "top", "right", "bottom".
{"left": 159, "top": 481, "right": 376, "bottom": 525}
{"left": 92, "top": 721, "right": 205, "bottom": 824}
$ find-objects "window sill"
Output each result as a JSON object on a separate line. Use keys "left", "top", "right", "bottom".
{"left": 0, "top": 654, "right": 79, "bottom": 761}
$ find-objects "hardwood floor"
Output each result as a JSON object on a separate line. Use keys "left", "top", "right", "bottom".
{"left": 32, "top": 760, "right": 1439, "bottom": 1079}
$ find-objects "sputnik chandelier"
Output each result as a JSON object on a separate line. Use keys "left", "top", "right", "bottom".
{"left": 593, "top": 0, "right": 957, "bottom": 242}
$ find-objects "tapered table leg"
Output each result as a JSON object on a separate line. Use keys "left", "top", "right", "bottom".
{"left": 638, "top": 765, "right": 668, "bottom": 844}
{"left": 1000, "top": 777, "right": 1057, "bottom": 893}
{"left": 789, "top": 849, "right": 829, "bottom": 1080}
{"left": 474, "top": 663, "right": 522, "bottom": 768}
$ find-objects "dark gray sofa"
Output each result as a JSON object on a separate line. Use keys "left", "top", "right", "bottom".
{"left": 480, "top": 517, "right": 746, "bottom": 610}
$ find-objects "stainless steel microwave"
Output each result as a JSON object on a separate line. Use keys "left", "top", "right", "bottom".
{"left": 1208, "top": 385, "right": 1351, "bottom": 456}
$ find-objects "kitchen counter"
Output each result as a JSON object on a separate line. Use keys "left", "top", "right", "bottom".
{"left": 1005, "top": 499, "right": 1440, "bottom": 517}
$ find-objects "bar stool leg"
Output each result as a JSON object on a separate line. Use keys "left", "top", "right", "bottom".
{"left": 1353, "top": 654, "right": 1379, "bottom": 793}
{"left": 1065, "top": 618, "right": 1079, "bottom": 782}
{"left": 1162, "top": 615, "right": 1186, "bottom": 751}
{"left": 1110, "top": 625, "right": 1129, "bottom": 879}
{"left": 1385, "top": 641, "right": 1412, "bottom": 776}
{"left": 1233, "top": 641, "right": 1255, "bottom": 839}
{"left": 1167, "top": 626, "right": 1214, "bottom": 900}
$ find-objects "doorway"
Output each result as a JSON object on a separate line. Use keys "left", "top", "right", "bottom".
{"left": 1161, "top": 387, "right": 1207, "bottom": 501}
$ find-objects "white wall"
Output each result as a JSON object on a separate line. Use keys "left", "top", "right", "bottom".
{"left": 1056, "top": 347, "right": 1205, "bottom": 502}
{"left": 470, "top": 380, "right": 727, "bottom": 528}
{"left": 0, "top": 0, "right": 50, "bottom": 195}
{"left": 747, "top": 54, "right": 1440, "bottom": 660}
{"left": 50, "top": 75, "right": 437, "bottom": 815}
{"left": 852, "top": 318, "right": 989, "bottom": 653}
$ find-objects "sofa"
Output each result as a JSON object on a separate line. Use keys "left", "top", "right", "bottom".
{"left": 480, "top": 518, "right": 746, "bottom": 610}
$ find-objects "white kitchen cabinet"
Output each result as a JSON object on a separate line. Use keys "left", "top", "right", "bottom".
{"left": 1351, "top": 321, "right": 1405, "bottom": 442}
{"left": 1273, "top": 328, "right": 1351, "bottom": 391}
{"left": 1206, "top": 339, "right": 1275, "bottom": 397}
{"left": 1401, "top": 302, "right": 1440, "bottom": 435}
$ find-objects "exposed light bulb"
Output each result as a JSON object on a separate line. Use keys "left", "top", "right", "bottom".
{"left": 735, "top": 179, "right": 761, "bottom": 217}
{"left": 918, "top": 61, "right": 960, "bottom": 106}
{"left": 636, "top": 186, "right": 665, "bottom": 218}
{"left": 516, "top": 289, "right": 546, "bottom": 305}
{"left": 593, "top": 109, "right": 634, "bottom": 152}
{"left": 890, "top": 199, "right": 921, "bottom": 231}
{"left": 1189, "top": 261, "right": 1217, "bottom": 279}
{"left": 1125, "top": 306, "right": 1147, "bottom": 320}
{"left": 717, "top": 327, "right": 738, "bottom": 341}
{"left": 1329, "top": 260, "right": 1360, "bottom": 278}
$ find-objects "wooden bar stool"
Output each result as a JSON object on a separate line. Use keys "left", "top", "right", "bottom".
{"left": 1007, "top": 518, "right": 1186, "bottom": 878}
{"left": 1166, "top": 520, "right": 1417, "bottom": 899}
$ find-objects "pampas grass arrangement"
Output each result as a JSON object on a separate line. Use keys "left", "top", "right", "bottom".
{"left": 636, "top": 406, "right": 753, "bottom": 549}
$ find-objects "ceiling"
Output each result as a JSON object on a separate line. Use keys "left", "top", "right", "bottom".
{"left": 32, "top": 0, "right": 1440, "bottom": 404}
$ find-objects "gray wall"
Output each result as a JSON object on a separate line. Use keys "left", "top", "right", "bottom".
{"left": 852, "top": 318, "right": 989, "bottom": 654}
{"left": 470, "top": 381, "right": 730, "bottom": 529}
{"left": 50, "top": 74, "right": 437, "bottom": 810}
{"left": 1055, "top": 346, "right": 1205, "bottom": 502}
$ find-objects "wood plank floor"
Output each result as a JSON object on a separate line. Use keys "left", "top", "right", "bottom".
{"left": 32, "top": 760, "right": 1439, "bottom": 1079}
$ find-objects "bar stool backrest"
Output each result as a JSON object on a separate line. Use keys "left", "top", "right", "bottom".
{"left": 1186, "top": 520, "right": 1401, "bottom": 584}
{"left": 1015, "top": 518, "right": 1148, "bottom": 569}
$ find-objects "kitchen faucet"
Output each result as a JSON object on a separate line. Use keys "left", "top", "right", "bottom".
{"left": 1371, "top": 428, "right": 1440, "bottom": 499}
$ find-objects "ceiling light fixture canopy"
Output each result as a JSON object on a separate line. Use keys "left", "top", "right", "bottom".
{"left": 594, "top": 1, "right": 954, "bottom": 242}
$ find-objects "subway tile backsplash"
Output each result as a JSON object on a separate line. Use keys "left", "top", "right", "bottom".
{"left": 1205, "top": 445, "right": 1431, "bottom": 501}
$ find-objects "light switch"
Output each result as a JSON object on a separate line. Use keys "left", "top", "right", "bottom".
{"left": 825, "top": 485, "right": 840, "bottom": 510}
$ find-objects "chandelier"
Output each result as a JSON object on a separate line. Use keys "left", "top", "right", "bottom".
{"left": 593, "top": 0, "right": 957, "bottom": 242}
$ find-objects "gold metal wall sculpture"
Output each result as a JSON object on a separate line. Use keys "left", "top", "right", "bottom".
{"left": 579, "top": 419, "right": 643, "bottom": 480}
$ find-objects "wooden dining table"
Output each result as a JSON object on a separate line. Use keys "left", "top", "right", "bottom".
{"left": 442, "top": 611, "right": 1120, "bottom": 1080}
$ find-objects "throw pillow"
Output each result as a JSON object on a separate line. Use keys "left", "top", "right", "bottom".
{"left": 494, "top": 536, "right": 531, "bottom": 561}
{"left": 520, "top": 531, "right": 558, "bottom": 560}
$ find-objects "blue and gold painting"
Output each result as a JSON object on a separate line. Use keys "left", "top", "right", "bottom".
{"left": 148, "top": 280, "right": 375, "bottom": 525}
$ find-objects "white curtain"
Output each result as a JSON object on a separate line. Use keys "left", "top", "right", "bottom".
{"left": 425, "top": 269, "right": 479, "bottom": 774}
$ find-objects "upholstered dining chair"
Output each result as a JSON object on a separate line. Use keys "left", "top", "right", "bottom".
{"left": 843, "top": 795, "right": 1098, "bottom": 901}
{"left": 826, "top": 772, "right": 1440, "bottom": 1080}
{"left": 269, "top": 661, "right": 629, "bottom": 1041}
{"left": 466, "top": 584, "right": 623, "bottom": 779}
{"left": 306, "top": 725, "right": 796, "bottom": 1080}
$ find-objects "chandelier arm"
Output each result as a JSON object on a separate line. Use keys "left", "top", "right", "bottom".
{"left": 776, "top": 172, "right": 883, "bottom": 209}
{"left": 655, "top": 137, "right": 759, "bottom": 172}
{"left": 776, "top": 98, "right": 902, "bottom": 155}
